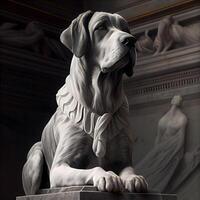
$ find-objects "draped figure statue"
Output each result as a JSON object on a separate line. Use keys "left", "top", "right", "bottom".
{"left": 135, "top": 95, "right": 188, "bottom": 192}
{"left": 166, "top": 146, "right": 200, "bottom": 192}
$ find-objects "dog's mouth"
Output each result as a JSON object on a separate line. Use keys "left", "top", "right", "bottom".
{"left": 101, "top": 53, "right": 130, "bottom": 73}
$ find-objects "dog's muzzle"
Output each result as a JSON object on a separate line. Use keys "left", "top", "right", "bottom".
{"left": 102, "top": 36, "right": 136, "bottom": 73}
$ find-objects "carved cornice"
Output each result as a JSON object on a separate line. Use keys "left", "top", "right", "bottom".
{"left": 126, "top": 71, "right": 200, "bottom": 109}
{"left": 131, "top": 7, "right": 200, "bottom": 34}
{"left": 126, "top": 68, "right": 200, "bottom": 96}
{"left": 124, "top": 44, "right": 200, "bottom": 107}
{"left": 133, "top": 44, "right": 200, "bottom": 78}
{"left": 118, "top": 0, "right": 199, "bottom": 26}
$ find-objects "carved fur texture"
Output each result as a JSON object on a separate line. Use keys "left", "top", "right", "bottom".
{"left": 22, "top": 11, "right": 148, "bottom": 195}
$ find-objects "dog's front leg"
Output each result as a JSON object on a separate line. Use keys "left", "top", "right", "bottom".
{"left": 120, "top": 166, "right": 148, "bottom": 192}
{"left": 50, "top": 165, "right": 124, "bottom": 192}
{"left": 50, "top": 164, "right": 96, "bottom": 187}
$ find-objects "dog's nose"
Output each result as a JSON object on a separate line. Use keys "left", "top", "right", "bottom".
{"left": 121, "top": 36, "right": 137, "bottom": 48}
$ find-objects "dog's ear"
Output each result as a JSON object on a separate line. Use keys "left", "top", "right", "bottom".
{"left": 125, "top": 50, "right": 136, "bottom": 77}
{"left": 60, "top": 10, "right": 93, "bottom": 58}
{"left": 125, "top": 65, "right": 134, "bottom": 77}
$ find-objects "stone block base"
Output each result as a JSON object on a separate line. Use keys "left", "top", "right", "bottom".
{"left": 16, "top": 186, "right": 177, "bottom": 200}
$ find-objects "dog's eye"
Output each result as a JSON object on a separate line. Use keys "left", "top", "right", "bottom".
{"left": 95, "top": 23, "right": 107, "bottom": 31}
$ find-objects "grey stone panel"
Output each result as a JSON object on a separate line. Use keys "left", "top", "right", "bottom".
{"left": 17, "top": 186, "right": 177, "bottom": 200}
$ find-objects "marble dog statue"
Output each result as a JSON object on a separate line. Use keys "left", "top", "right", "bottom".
{"left": 22, "top": 11, "right": 148, "bottom": 195}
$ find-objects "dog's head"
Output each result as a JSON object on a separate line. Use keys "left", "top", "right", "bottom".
{"left": 60, "top": 11, "right": 136, "bottom": 77}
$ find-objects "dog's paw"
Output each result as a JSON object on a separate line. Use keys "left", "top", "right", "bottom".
{"left": 122, "top": 175, "right": 148, "bottom": 193}
{"left": 93, "top": 168, "right": 124, "bottom": 192}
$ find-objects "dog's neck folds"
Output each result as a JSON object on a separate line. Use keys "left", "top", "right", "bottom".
{"left": 56, "top": 74, "right": 131, "bottom": 157}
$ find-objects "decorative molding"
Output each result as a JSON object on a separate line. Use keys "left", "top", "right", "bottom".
{"left": 118, "top": 0, "right": 199, "bottom": 26}
{"left": 125, "top": 67, "right": 200, "bottom": 110}
{"left": 123, "top": 43, "right": 200, "bottom": 81}
{"left": 126, "top": 68, "right": 200, "bottom": 96}
{"left": 134, "top": 44, "right": 200, "bottom": 78}
{"left": 131, "top": 7, "right": 200, "bottom": 34}
{"left": 124, "top": 44, "right": 200, "bottom": 107}
{"left": 128, "top": 83, "right": 200, "bottom": 109}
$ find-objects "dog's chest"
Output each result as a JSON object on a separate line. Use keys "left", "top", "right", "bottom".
{"left": 69, "top": 134, "right": 125, "bottom": 172}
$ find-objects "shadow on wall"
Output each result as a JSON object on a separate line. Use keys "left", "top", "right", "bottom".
{"left": 0, "top": 111, "right": 54, "bottom": 199}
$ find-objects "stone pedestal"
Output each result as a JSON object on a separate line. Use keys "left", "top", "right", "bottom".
{"left": 16, "top": 186, "right": 177, "bottom": 200}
